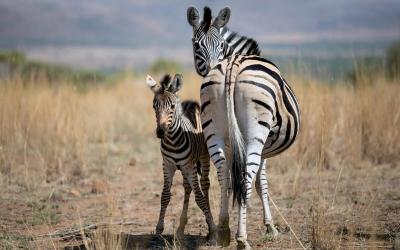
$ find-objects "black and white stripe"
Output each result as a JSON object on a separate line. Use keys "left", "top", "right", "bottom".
{"left": 187, "top": 6, "right": 300, "bottom": 248}
{"left": 188, "top": 6, "right": 260, "bottom": 77}
{"left": 220, "top": 27, "right": 260, "bottom": 57}
{"left": 145, "top": 74, "right": 217, "bottom": 241}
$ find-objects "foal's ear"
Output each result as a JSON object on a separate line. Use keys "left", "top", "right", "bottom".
{"left": 213, "top": 7, "right": 231, "bottom": 28}
{"left": 146, "top": 75, "right": 161, "bottom": 93}
{"left": 187, "top": 6, "right": 200, "bottom": 28}
{"left": 169, "top": 74, "right": 183, "bottom": 94}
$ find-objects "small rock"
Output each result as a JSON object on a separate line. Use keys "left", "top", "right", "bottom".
{"left": 49, "top": 190, "right": 65, "bottom": 201}
{"left": 69, "top": 189, "right": 81, "bottom": 197}
{"left": 336, "top": 225, "right": 349, "bottom": 235}
{"left": 394, "top": 234, "right": 400, "bottom": 250}
{"left": 129, "top": 158, "right": 137, "bottom": 167}
{"left": 91, "top": 179, "right": 109, "bottom": 194}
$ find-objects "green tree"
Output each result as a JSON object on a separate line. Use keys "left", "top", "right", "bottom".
{"left": 149, "top": 58, "right": 182, "bottom": 74}
{"left": 386, "top": 41, "right": 400, "bottom": 79}
{"left": 0, "top": 50, "right": 26, "bottom": 73}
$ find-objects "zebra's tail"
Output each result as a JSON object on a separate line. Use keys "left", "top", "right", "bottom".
{"left": 225, "top": 73, "right": 247, "bottom": 206}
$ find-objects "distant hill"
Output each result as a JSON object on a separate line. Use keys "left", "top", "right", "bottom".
{"left": 1, "top": 0, "right": 399, "bottom": 74}
{"left": 1, "top": 0, "right": 399, "bottom": 47}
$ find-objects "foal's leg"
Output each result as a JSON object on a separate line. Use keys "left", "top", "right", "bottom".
{"left": 156, "top": 163, "right": 175, "bottom": 234}
{"left": 185, "top": 165, "right": 217, "bottom": 241}
{"left": 256, "top": 159, "right": 279, "bottom": 239}
{"left": 199, "top": 155, "right": 217, "bottom": 242}
{"left": 176, "top": 175, "right": 192, "bottom": 238}
{"left": 199, "top": 155, "right": 211, "bottom": 214}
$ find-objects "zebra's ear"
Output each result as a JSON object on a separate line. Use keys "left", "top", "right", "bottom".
{"left": 169, "top": 74, "right": 183, "bottom": 94}
{"left": 146, "top": 75, "right": 161, "bottom": 93}
{"left": 187, "top": 6, "right": 200, "bottom": 28}
{"left": 213, "top": 7, "right": 231, "bottom": 28}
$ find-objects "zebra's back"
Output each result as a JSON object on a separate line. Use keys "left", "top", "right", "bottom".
{"left": 204, "top": 55, "right": 300, "bottom": 159}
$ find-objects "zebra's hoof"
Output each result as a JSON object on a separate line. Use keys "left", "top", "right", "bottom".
{"left": 217, "top": 226, "right": 231, "bottom": 246}
{"left": 155, "top": 225, "right": 164, "bottom": 235}
{"left": 237, "top": 237, "right": 251, "bottom": 250}
{"left": 175, "top": 229, "right": 185, "bottom": 241}
{"left": 207, "top": 230, "right": 218, "bottom": 245}
{"left": 266, "top": 223, "right": 279, "bottom": 239}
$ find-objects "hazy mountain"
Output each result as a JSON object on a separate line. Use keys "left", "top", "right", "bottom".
{"left": 1, "top": 0, "right": 399, "bottom": 70}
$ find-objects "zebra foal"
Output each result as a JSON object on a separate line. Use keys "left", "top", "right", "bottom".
{"left": 187, "top": 6, "right": 301, "bottom": 249}
{"left": 146, "top": 73, "right": 217, "bottom": 241}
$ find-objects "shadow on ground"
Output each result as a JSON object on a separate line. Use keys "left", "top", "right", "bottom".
{"left": 64, "top": 233, "right": 209, "bottom": 250}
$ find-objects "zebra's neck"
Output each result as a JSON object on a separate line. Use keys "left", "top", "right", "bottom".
{"left": 220, "top": 27, "right": 261, "bottom": 57}
{"left": 164, "top": 108, "right": 192, "bottom": 140}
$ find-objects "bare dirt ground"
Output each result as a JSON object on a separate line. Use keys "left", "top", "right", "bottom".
{"left": 1, "top": 137, "right": 399, "bottom": 249}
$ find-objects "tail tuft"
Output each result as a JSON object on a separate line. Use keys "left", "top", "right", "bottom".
{"left": 230, "top": 138, "right": 247, "bottom": 206}
{"left": 225, "top": 71, "right": 247, "bottom": 206}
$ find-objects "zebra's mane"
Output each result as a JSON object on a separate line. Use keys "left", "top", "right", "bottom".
{"left": 221, "top": 28, "right": 261, "bottom": 56}
{"left": 202, "top": 6, "right": 212, "bottom": 32}
{"left": 159, "top": 74, "right": 172, "bottom": 92}
{"left": 181, "top": 100, "right": 200, "bottom": 130}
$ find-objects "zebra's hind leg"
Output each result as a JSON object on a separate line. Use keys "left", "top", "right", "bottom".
{"left": 199, "top": 156, "right": 217, "bottom": 243}
{"left": 217, "top": 162, "right": 231, "bottom": 246}
{"left": 187, "top": 166, "right": 217, "bottom": 243}
{"left": 236, "top": 143, "right": 265, "bottom": 250}
{"left": 176, "top": 176, "right": 191, "bottom": 239}
{"left": 156, "top": 164, "right": 176, "bottom": 234}
{"left": 208, "top": 140, "right": 231, "bottom": 246}
{"left": 256, "top": 160, "right": 279, "bottom": 240}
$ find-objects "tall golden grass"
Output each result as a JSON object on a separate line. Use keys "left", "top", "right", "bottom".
{"left": 0, "top": 74, "right": 156, "bottom": 190}
{"left": 0, "top": 72, "right": 399, "bottom": 190}
{"left": 1, "top": 71, "right": 399, "bottom": 249}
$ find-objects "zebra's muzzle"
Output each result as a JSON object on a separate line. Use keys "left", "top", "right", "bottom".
{"left": 156, "top": 126, "right": 166, "bottom": 138}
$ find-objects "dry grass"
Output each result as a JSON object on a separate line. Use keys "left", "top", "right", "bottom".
{"left": 0, "top": 71, "right": 399, "bottom": 249}
{"left": 276, "top": 76, "right": 400, "bottom": 172}
{"left": 0, "top": 74, "right": 157, "bottom": 190}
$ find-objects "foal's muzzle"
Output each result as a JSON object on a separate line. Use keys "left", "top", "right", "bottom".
{"left": 156, "top": 126, "right": 166, "bottom": 138}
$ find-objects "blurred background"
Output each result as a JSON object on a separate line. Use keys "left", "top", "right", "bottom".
{"left": 0, "top": 1, "right": 399, "bottom": 249}
{"left": 1, "top": 0, "right": 400, "bottom": 78}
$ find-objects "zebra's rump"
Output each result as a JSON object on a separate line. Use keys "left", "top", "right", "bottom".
{"left": 181, "top": 100, "right": 201, "bottom": 131}
{"left": 233, "top": 56, "right": 300, "bottom": 158}
{"left": 201, "top": 55, "right": 300, "bottom": 158}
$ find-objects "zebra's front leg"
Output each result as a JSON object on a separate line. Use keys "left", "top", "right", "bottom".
{"left": 176, "top": 176, "right": 191, "bottom": 239}
{"left": 256, "top": 159, "right": 278, "bottom": 240}
{"left": 199, "top": 156, "right": 211, "bottom": 209}
{"left": 236, "top": 143, "right": 264, "bottom": 250}
{"left": 156, "top": 163, "right": 175, "bottom": 235}
{"left": 186, "top": 166, "right": 217, "bottom": 243}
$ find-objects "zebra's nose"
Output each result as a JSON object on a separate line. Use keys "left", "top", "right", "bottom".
{"left": 156, "top": 126, "right": 165, "bottom": 138}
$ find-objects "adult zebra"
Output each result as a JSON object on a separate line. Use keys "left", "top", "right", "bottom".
{"left": 187, "top": 6, "right": 301, "bottom": 249}
{"left": 146, "top": 74, "right": 217, "bottom": 242}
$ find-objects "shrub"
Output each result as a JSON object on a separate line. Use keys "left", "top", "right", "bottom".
{"left": 149, "top": 58, "right": 182, "bottom": 74}
{"left": 386, "top": 41, "right": 400, "bottom": 79}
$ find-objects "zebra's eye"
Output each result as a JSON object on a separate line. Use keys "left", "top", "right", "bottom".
{"left": 193, "top": 41, "right": 200, "bottom": 50}
{"left": 171, "top": 104, "right": 176, "bottom": 110}
{"left": 220, "top": 43, "right": 224, "bottom": 50}
{"left": 152, "top": 104, "right": 156, "bottom": 109}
